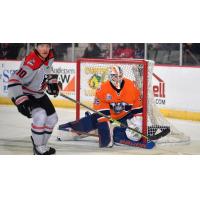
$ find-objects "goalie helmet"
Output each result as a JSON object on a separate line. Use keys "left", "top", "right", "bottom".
{"left": 108, "top": 66, "right": 123, "bottom": 89}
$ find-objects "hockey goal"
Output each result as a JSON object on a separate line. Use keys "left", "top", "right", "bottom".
{"left": 76, "top": 58, "right": 190, "bottom": 145}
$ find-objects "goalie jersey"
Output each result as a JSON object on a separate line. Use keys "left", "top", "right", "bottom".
{"left": 8, "top": 49, "right": 54, "bottom": 99}
{"left": 93, "top": 78, "right": 143, "bottom": 122}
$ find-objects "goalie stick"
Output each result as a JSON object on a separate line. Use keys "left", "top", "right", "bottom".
{"left": 60, "top": 93, "right": 170, "bottom": 141}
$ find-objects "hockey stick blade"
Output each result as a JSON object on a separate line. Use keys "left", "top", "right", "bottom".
{"left": 60, "top": 93, "right": 170, "bottom": 141}
{"left": 148, "top": 128, "right": 170, "bottom": 140}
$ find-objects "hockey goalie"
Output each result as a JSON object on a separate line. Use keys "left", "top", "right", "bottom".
{"left": 58, "top": 66, "right": 156, "bottom": 149}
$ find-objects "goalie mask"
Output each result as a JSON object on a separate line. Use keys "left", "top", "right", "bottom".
{"left": 108, "top": 66, "right": 123, "bottom": 89}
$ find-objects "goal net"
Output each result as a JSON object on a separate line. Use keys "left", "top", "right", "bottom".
{"left": 76, "top": 58, "right": 190, "bottom": 145}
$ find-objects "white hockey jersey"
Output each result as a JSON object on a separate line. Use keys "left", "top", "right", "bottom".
{"left": 8, "top": 49, "right": 54, "bottom": 99}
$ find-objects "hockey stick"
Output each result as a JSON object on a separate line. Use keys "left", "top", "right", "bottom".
{"left": 60, "top": 93, "right": 170, "bottom": 141}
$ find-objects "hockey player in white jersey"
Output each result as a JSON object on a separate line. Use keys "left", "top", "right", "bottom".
{"left": 8, "top": 43, "right": 59, "bottom": 155}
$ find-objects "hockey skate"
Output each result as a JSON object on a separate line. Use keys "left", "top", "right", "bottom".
{"left": 31, "top": 136, "right": 56, "bottom": 155}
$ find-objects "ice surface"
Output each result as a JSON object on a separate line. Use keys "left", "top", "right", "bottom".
{"left": 0, "top": 105, "right": 200, "bottom": 155}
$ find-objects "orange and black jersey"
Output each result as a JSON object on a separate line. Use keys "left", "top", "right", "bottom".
{"left": 93, "top": 78, "right": 143, "bottom": 122}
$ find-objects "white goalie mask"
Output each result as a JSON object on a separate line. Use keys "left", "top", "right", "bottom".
{"left": 108, "top": 66, "right": 123, "bottom": 89}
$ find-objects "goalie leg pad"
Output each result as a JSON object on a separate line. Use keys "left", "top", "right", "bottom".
{"left": 58, "top": 113, "right": 98, "bottom": 133}
{"left": 97, "top": 121, "right": 112, "bottom": 148}
{"left": 113, "top": 127, "right": 155, "bottom": 149}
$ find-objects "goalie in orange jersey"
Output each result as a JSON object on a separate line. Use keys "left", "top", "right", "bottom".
{"left": 58, "top": 66, "right": 155, "bottom": 149}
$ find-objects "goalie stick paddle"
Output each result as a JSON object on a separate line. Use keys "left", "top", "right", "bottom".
{"left": 60, "top": 93, "right": 170, "bottom": 141}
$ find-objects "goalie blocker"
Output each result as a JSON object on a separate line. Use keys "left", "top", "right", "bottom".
{"left": 58, "top": 112, "right": 156, "bottom": 149}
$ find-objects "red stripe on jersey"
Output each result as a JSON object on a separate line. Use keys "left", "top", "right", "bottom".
{"left": 8, "top": 79, "right": 20, "bottom": 83}
{"left": 32, "top": 124, "right": 45, "bottom": 130}
{"left": 22, "top": 86, "right": 44, "bottom": 94}
{"left": 44, "top": 126, "right": 53, "bottom": 131}
{"left": 15, "top": 96, "right": 29, "bottom": 105}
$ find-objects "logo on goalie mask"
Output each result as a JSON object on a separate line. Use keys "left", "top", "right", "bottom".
{"left": 108, "top": 66, "right": 123, "bottom": 89}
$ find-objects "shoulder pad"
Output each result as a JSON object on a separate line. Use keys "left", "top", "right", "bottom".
{"left": 96, "top": 80, "right": 108, "bottom": 92}
{"left": 24, "top": 51, "right": 43, "bottom": 70}
{"left": 43, "top": 49, "right": 54, "bottom": 66}
{"left": 124, "top": 78, "right": 132, "bottom": 83}
{"left": 124, "top": 78, "right": 136, "bottom": 86}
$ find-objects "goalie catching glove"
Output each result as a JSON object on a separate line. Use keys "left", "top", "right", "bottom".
{"left": 125, "top": 116, "right": 142, "bottom": 142}
{"left": 46, "top": 74, "right": 59, "bottom": 97}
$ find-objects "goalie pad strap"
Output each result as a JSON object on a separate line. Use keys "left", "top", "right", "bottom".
{"left": 97, "top": 121, "right": 112, "bottom": 147}
{"left": 113, "top": 127, "right": 155, "bottom": 149}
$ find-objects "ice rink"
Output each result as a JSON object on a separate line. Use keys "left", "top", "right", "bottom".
{"left": 0, "top": 105, "right": 200, "bottom": 155}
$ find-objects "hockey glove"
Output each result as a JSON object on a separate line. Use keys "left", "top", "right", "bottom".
{"left": 46, "top": 74, "right": 59, "bottom": 97}
{"left": 125, "top": 116, "right": 142, "bottom": 142}
{"left": 13, "top": 95, "right": 32, "bottom": 118}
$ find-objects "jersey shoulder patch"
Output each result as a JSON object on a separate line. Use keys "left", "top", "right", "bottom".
{"left": 124, "top": 78, "right": 133, "bottom": 85}
{"left": 96, "top": 81, "right": 110, "bottom": 96}
{"left": 101, "top": 80, "right": 111, "bottom": 89}
{"left": 124, "top": 78, "right": 139, "bottom": 90}
{"left": 24, "top": 51, "right": 43, "bottom": 70}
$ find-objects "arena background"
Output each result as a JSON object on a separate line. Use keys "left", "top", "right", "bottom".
{"left": 1, "top": 43, "right": 200, "bottom": 121}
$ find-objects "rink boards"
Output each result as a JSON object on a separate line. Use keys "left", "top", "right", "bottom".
{"left": 1, "top": 60, "right": 200, "bottom": 121}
